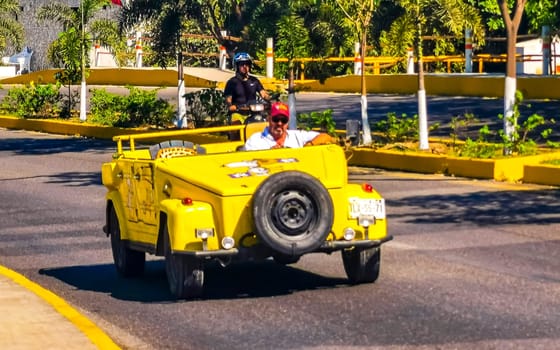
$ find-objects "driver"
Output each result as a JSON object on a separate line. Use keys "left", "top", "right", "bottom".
{"left": 244, "top": 102, "right": 333, "bottom": 150}
{"left": 224, "top": 52, "right": 271, "bottom": 126}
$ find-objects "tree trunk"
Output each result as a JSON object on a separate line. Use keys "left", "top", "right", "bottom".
{"left": 503, "top": 27, "right": 517, "bottom": 154}
{"left": 416, "top": 10, "right": 429, "bottom": 150}
{"left": 177, "top": 45, "right": 187, "bottom": 128}
{"left": 499, "top": 0, "right": 526, "bottom": 154}
{"left": 360, "top": 32, "right": 372, "bottom": 145}
{"left": 288, "top": 59, "right": 297, "bottom": 130}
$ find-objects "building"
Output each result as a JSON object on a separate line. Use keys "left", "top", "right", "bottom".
{"left": 516, "top": 35, "right": 560, "bottom": 75}
{"left": 6, "top": 0, "right": 118, "bottom": 72}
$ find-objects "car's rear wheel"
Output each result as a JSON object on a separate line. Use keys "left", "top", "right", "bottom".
{"left": 342, "top": 246, "right": 381, "bottom": 284}
{"left": 253, "top": 171, "right": 334, "bottom": 256}
{"left": 164, "top": 226, "right": 204, "bottom": 299}
{"left": 109, "top": 207, "right": 145, "bottom": 277}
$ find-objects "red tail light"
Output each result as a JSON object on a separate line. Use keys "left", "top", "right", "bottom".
{"left": 181, "top": 197, "right": 193, "bottom": 205}
{"left": 362, "top": 183, "right": 373, "bottom": 193}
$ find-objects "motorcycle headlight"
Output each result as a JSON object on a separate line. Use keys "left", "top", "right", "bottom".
{"left": 250, "top": 103, "right": 265, "bottom": 112}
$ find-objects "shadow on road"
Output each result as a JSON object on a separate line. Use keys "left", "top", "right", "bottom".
{"left": 0, "top": 136, "right": 114, "bottom": 155}
{"left": 39, "top": 260, "right": 349, "bottom": 302}
{"left": 390, "top": 188, "right": 560, "bottom": 227}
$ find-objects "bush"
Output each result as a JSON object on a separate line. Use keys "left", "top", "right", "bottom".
{"left": 297, "top": 109, "right": 336, "bottom": 135}
{"left": 184, "top": 88, "right": 228, "bottom": 128}
{"left": 89, "top": 86, "right": 174, "bottom": 128}
{"left": 373, "top": 112, "right": 418, "bottom": 143}
{"left": 0, "top": 82, "right": 62, "bottom": 118}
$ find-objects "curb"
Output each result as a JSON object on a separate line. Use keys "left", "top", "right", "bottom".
{"left": 344, "top": 147, "right": 560, "bottom": 187}
{"left": 3, "top": 68, "right": 560, "bottom": 99}
{"left": 1, "top": 116, "right": 559, "bottom": 187}
{"left": 0, "top": 265, "right": 120, "bottom": 349}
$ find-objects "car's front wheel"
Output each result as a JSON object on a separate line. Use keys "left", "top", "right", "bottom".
{"left": 109, "top": 207, "right": 145, "bottom": 277}
{"left": 164, "top": 226, "right": 204, "bottom": 299}
{"left": 342, "top": 246, "right": 381, "bottom": 284}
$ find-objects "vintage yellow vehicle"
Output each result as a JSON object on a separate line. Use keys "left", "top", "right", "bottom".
{"left": 102, "top": 124, "right": 391, "bottom": 298}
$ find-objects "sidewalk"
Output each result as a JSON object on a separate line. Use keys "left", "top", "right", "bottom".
{"left": 0, "top": 265, "right": 120, "bottom": 350}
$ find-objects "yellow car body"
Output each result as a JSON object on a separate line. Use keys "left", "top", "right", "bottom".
{"left": 102, "top": 124, "right": 391, "bottom": 298}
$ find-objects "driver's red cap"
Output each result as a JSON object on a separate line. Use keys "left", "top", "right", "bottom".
{"left": 270, "top": 102, "right": 289, "bottom": 118}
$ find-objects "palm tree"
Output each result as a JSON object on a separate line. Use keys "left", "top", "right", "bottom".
{"left": 37, "top": 0, "right": 120, "bottom": 119}
{"left": 276, "top": 12, "right": 312, "bottom": 129}
{"left": 0, "top": 0, "right": 25, "bottom": 55}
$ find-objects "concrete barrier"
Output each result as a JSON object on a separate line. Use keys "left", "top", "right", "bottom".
{"left": 524, "top": 164, "right": 560, "bottom": 186}
{"left": 347, "top": 147, "right": 560, "bottom": 185}
{"left": 0, "top": 68, "right": 218, "bottom": 88}
{"left": 2, "top": 68, "right": 560, "bottom": 99}
{"left": 297, "top": 74, "right": 560, "bottom": 99}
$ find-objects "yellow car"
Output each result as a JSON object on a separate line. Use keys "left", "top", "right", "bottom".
{"left": 102, "top": 124, "right": 391, "bottom": 299}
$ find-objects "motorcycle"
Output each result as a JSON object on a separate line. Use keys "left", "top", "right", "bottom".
{"left": 228, "top": 101, "right": 270, "bottom": 141}
{"left": 235, "top": 102, "right": 268, "bottom": 124}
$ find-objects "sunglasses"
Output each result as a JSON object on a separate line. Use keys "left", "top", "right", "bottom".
{"left": 271, "top": 116, "right": 289, "bottom": 124}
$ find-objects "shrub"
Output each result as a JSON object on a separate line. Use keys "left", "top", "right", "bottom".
{"left": 0, "top": 82, "right": 62, "bottom": 118}
{"left": 373, "top": 112, "right": 418, "bottom": 143}
{"left": 297, "top": 109, "right": 336, "bottom": 135}
{"left": 89, "top": 86, "right": 174, "bottom": 128}
{"left": 183, "top": 88, "right": 228, "bottom": 128}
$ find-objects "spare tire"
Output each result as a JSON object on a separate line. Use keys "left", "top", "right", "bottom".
{"left": 253, "top": 171, "right": 334, "bottom": 256}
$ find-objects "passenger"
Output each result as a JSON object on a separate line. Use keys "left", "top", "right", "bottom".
{"left": 244, "top": 102, "right": 333, "bottom": 150}
{"left": 224, "top": 52, "right": 270, "bottom": 126}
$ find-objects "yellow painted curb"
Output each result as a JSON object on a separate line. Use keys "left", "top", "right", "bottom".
{"left": 3, "top": 69, "right": 559, "bottom": 99}
{"left": 347, "top": 147, "right": 560, "bottom": 185}
{"left": 296, "top": 74, "right": 560, "bottom": 99}
{"left": 0, "top": 265, "right": 120, "bottom": 350}
{"left": 524, "top": 164, "right": 560, "bottom": 186}
{"left": 0, "top": 115, "right": 147, "bottom": 138}
{"left": 0, "top": 68, "right": 217, "bottom": 88}
{"left": 1, "top": 116, "right": 559, "bottom": 186}
{"left": 348, "top": 148, "right": 446, "bottom": 173}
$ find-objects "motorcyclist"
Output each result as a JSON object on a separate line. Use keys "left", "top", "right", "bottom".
{"left": 224, "top": 52, "right": 271, "bottom": 126}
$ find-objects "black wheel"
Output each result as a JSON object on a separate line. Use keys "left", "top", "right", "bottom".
{"left": 109, "top": 207, "right": 145, "bottom": 277}
{"left": 253, "top": 171, "right": 334, "bottom": 256}
{"left": 342, "top": 246, "right": 381, "bottom": 284}
{"left": 164, "top": 226, "right": 204, "bottom": 299}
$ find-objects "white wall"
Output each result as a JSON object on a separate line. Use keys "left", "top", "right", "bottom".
{"left": 516, "top": 36, "right": 560, "bottom": 75}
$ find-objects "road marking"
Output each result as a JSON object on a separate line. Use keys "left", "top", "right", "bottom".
{"left": 0, "top": 265, "right": 121, "bottom": 350}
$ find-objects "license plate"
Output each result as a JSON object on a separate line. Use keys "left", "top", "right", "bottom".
{"left": 348, "top": 198, "right": 386, "bottom": 219}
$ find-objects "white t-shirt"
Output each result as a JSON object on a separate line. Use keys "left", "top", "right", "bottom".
{"left": 244, "top": 127, "right": 319, "bottom": 150}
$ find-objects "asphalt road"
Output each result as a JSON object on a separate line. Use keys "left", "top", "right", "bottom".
{"left": 126, "top": 86, "right": 560, "bottom": 134}
{"left": 1, "top": 129, "right": 559, "bottom": 349}
{"left": 2, "top": 84, "right": 559, "bottom": 136}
